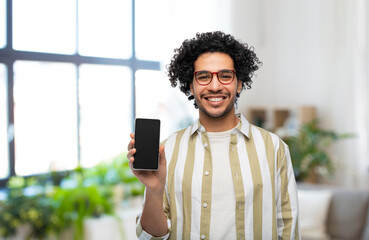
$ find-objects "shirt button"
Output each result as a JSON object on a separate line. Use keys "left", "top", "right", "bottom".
{"left": 204, "top": 171, "right": 209, "bottom": 176}
{"left": 201, "top": 235, "right": 206, "bottom": 239}
{"left": 203, "top": 143, "right": 208, "bottom": 148}
{"left": 203, "top": 202, "right": 208, "bottom": 208}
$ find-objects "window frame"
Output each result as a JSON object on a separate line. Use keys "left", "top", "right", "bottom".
{"left": 0, "top": 0, "right": 160, "bottom": 187}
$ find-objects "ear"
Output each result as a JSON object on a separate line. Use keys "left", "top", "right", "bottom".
{"left": 190, "top": 83, "right": 194, "bottom": 95}
{"left": 236, "top": 80, "right": 242, "bottom": 95}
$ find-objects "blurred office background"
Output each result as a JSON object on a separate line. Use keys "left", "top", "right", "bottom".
{"left": 0, "top": 0, "right": 368, "bottom": 239}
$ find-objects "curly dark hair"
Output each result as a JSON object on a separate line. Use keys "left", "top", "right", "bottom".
{"left": 167, "top": 31, "right": 262, "bottom": 107}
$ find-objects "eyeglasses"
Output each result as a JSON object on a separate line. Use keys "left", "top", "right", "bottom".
{"left": 194, "top": 69, "right": 236, "bottom": 86}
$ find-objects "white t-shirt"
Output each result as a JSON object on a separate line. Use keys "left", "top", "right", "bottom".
{"left": 207, "top": 126, "right": 237, "bottom": 240}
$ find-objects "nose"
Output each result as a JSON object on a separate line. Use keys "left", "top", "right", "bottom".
{"left": 208, "top": 73, "right": 223, "bottom": 91}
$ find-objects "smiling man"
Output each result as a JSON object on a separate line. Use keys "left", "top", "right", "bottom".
{"left": 127, "top": 31, "right": 300, "bottom": 240}
{"left": 191, "top": 52, "right": 242, "bottom": 131}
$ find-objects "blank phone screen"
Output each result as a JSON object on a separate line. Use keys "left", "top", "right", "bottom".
{"left": 133, "top": 118, "right": 160, "bottom": 170}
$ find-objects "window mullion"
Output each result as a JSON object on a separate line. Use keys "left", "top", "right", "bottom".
{"left": 7, "top": 63, "right": 15, "bottom": 177}
{"left": 131, "top": 0, "right": 136, "bottom": 131}
{"left": 6, "top": 0, "right": 14, "bottom": 178}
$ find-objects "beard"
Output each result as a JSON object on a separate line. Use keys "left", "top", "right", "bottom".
{"left": 195, "top": 91, "right": 237, "bottom": 119}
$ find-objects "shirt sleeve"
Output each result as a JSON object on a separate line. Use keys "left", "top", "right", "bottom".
{"left": 276, "top": 141, "right": 301, "bottom": 240}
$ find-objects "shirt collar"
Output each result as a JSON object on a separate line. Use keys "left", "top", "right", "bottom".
{"left": 190, "top": 113, "right": 251, "bottom": 138}
{"left": 238, "top": 113, "right": 251, "bottom": 138}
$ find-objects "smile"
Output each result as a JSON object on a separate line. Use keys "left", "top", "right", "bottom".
{"left": 207, "top": 97, "right": 224, "bottom": 102}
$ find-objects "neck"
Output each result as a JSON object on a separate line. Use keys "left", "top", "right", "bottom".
{"left": 199, "top": 109, "right": 239, "bottom": 132}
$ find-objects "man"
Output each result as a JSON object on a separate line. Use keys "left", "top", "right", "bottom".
{"left": 127, "top": 31, "right": 300, "bottom": 240}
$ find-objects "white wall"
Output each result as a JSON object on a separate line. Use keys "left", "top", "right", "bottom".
{"left": 161, "top": 0, "right": 368, "bottom": 186}
{"left": 230, "top": 0, "right": 368, "bottom": 186}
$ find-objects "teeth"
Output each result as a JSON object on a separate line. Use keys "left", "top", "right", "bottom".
{"left": 208, "top": 97, "right": 223, "bottom": 102}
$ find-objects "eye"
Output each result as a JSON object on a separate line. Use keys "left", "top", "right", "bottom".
{"left": 219, "top": 70, "right": 234, "bottom": 80}
{"left": 196, "top": 71, "right": 211, "bottom": 80}
{"left": 220, "top": 74, "right": 232, "bottom": 79}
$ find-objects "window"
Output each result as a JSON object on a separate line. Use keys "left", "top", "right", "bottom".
{"left": 0, "top": 0, "right": 162, "bottom": 185}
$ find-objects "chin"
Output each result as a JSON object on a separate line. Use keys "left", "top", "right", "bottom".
{"left": 202, "top": 107, "right": 233, "bottom": 119}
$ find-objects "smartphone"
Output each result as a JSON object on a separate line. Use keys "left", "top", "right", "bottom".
{"left": 133, "top": 118, "right": 161, "bottom": 171}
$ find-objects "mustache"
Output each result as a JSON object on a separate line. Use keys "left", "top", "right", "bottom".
{"left": 200, "top": 91, "right": 230, "bottom": 98}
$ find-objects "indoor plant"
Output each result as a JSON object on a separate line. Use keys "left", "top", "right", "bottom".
{"left": 0, "top": 152, "right": 143, "bottom": 240}
{"left": 0, "top": 177, "right": 64, "bottom": 239}
{"left": 285, "top": 119, "right": 354, "bottom": 182}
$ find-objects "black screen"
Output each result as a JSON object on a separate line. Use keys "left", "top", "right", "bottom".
{"left": 133, "top": 118, "right": 160, "bottom": 170}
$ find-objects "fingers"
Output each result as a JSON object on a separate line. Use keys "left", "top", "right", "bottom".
{"left": 127, "top": 149, "right": 137, "bottom": 174}
{"left": 127, "top": 133, "right": 135, "bottom": 151}
{"left": 127, "top": 148, "right": 136, "bottom": 159}
{"left": 127, "top": 133, "right": 136, "bottom": 169}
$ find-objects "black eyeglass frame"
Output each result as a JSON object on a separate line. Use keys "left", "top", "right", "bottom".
{"left": 193, "top": 69, "right": 236, "bottom": 86}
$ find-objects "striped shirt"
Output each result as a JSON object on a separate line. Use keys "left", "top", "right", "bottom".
{"left": 136, "top": 113, "right": 300, "bottom": 240}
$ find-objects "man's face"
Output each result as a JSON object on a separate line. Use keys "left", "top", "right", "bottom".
{"left": 190, "top": 52, "right": 242, "bottom": 119}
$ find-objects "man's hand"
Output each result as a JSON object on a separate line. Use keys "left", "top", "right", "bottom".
{"left": 127, "top": 133, "right": 167, "bottom": 194}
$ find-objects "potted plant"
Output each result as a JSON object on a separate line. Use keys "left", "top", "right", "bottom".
{"left": 0, "top": 171, "right": 116, "bottom": 240}
{"left": 83, "top": 152, "right": 145, "bottom": 202}
{"left": 52, "top": 184, "right": 114, "bottom": 240}
{"left": 0, "top": 152, "right": 143, "bottom": 240}
{"left": 0, "top": 177, "right": 65, "bottom": 239}
{"left": 284, "top": 119, "right": 354, "bottom": 182}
